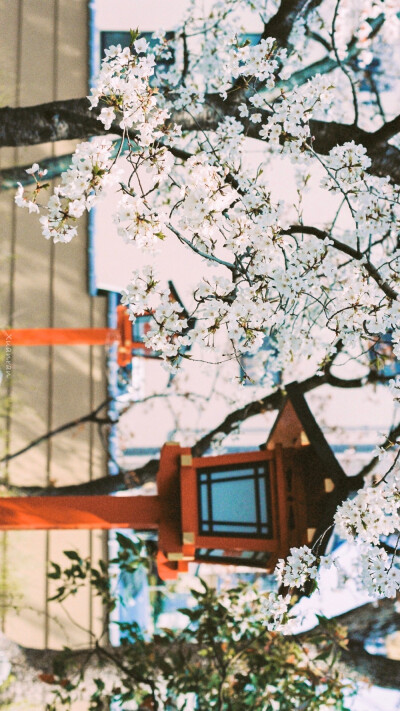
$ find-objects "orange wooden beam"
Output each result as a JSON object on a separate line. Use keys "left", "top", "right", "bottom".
{"left": 0, "top": 495, "right": 161, "bottom": 530}
{"left": 0, "top": 328, "right": 120, "bottom": 347}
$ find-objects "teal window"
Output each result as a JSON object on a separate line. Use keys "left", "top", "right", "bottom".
{"left": 198, "top": 463, "right": 272, "bottom": 538}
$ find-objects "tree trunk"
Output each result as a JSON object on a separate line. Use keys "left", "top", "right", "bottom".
{"left": 302, "top": 598, "right": 400, "bottom": 690}
{"left": 341, "top": 640, "right": 400, "bottom": 688}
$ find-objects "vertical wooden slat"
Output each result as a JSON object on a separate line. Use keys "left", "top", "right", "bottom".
{"left": 0, "top": 0, "right": 23, "bottom": 636}
{"left": 0, "top": 0, "right": 109, "bottom": 666}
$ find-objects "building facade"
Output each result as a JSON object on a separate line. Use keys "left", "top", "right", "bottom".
{"left": 0, "top": 0, "right": 108, "bottom": 673}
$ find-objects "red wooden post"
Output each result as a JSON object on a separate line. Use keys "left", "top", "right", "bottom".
{"left": 0, "top": 328, "right": 120, "bottom": 347}
{"left": 0, "top": 495, "right": 161, "bottom": 530}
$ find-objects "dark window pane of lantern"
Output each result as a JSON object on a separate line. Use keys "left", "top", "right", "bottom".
{"left": 213, "top": 523, "right": 258, "bottom": 533}
{"left": 195, "top": 548, "right": 271, "bottom": 567}
{"left": 198, "top": 463, "right": 272, "bottom": 538}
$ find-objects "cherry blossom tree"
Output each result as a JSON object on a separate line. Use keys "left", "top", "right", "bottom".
{"left": 8, "top": 0, "right": 400, "bottom": 605}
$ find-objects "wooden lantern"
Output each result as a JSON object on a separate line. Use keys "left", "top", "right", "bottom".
{"left": 158, "top": 382, "right": 346, "bottom": 577}
{"left": 0, "top": 383, "right": 346, "bottom": 581}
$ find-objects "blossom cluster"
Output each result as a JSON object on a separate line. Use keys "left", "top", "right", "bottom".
{"left": 17, "top": 34, "right": 400, "bottom": 374}
{"left": 89, "top": 39, "right": 169, "bottom": 142}
{"left": 334, "top": 483, "right": 400, "bottom": 546}
{"left": 16, "top": 138, "right": 119, "bottom": 243}
{"left": 275, "top": 546, "right": 333, "bottom": 589}
{"left": 218, "top": 585, "right": 292, "bottom": 633}
{"left": 358, "top": 544, "right": 400, "bottom": 597}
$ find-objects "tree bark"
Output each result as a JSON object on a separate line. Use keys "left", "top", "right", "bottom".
{"left": 1, "top": 98, "right": 399, "bottom": 184}
{"left": 333, "top": 597, "right": 400, "bottom": 643}
{"left": 334, "top": 598, "right": 400, "bottom": 688}
{"left": 262, "top": 0, "right": 323, "bottom": 48}
{"left": 299, "top": 599, "right": 400, "bottom": 690}
{"left": 341, "top": 640, "right": 400, "bottom": 688}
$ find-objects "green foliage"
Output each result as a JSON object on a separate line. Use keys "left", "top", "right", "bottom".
{"left": 47, "top": 533, "right": 156, "bottom": 611}
{"left": 46, "top": 543, "right": 354, "bottom": 710}
{"left": 129, "top": 28, "right": 140, "bottom": 47}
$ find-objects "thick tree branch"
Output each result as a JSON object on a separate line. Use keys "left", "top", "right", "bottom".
{"left": 262, "top": 0, "right": 323, "bottom": 49}
{"left": 333, "top": 597, "right": 400, "bottom": 641}
{"left": 341, "top": 640, "right": 400, "bottom": 688}
{"left": 0, "top": 361, "right": 390, "bottom": 497}
{"left": 0, "top": 98, "right": 105, "bottom": 147}
{"left": 372, "top": 114, "right": 400, "bottom": 146}
{"left": 1, "top": 99, "right": 399, "bottom": 184}
{"left": 299, "top": 598, "right": 400, "bottom": 689}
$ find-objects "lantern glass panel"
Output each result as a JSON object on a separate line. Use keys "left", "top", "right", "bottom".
{"left": 195, "top": 548, "right": 271, "bottom": 567}
{"left": 197, "top": 462, "right": 272, "bottom": 538}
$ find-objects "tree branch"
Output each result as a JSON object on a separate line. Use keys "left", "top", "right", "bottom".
{"left": 283, "top": 225, "right": 399, "bottom": 301}
{"left": 0, "top": 98, "right": 104, "bottom": 147}
{"left": 0, "top": 399, "right": 111, "bottom": 466}
{"left": 192, "top": 371, "right": 329, "bottom": 457}
{"left": 0, "top": 153, "right": 77, "bottom": 190}
{"left": 1, "top": 98, "right": 399, "bottom": 184}
{"left": 0, "top": 364, "right": 392, "bottom": 497}
{"left": 1, "top": 374, "right": 325, "bottom": 496}
{"left": 262, "top": 0, "right": 323, "bottom": 49}
{"left": 349, "top": 420, "right": 400, "bottom": 489}
{"left": 341, "top": 640, "right": 400, "bottom": 688}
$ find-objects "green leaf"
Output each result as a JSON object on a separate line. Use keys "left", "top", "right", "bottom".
{"left": 48, "top": 586, "right": 65, "bottom": 602}
{"left": 64, "top": 550, "right": 82, "bottom": 563}
{"left": 47, "top": 562, "right": 61, "bottom": 579}
{"left": 129, "top": 28, "right": 140, "bottom": 46}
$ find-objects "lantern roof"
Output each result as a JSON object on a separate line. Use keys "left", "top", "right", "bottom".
{"left": 266, "top": 381, "right": 347, "bottom": 488}
{"left": 266, "top": 381, "right": 348, "bottom": 559}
